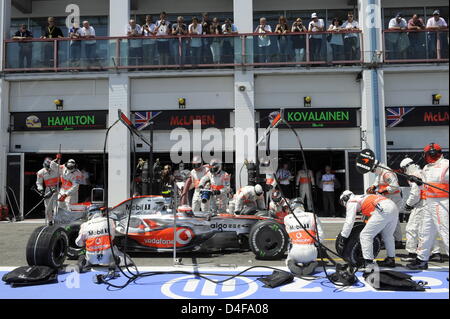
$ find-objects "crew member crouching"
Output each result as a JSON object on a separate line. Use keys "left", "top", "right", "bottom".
{"left": 284, "top": 207, "right": 324, "bottom": 276}
{"left": 75, "top": 205, "right": 130, "bottom": 272}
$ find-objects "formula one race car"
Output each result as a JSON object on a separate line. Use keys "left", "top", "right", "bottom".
{"left": 25, "top": 195, "right": 290, "bottom": 268}
{"left": 108, "top": 196, "right": 289, "bottom": 260}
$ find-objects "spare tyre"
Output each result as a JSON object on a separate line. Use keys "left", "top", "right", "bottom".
{"left": 26, "top": 225, "right": 69, "bottom": 268}
{"left": 63, "top": 223, "right": 84, "bottom": 260}
{"left": 336, "top": 222, "right": 382, "bottom": 267}
{"left": 249, "top": 220, "right": 289, "bottom": 260}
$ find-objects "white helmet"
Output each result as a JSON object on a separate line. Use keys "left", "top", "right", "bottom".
{"left": 400, "top": 157, "right": 414, "bottom": 173}
{"left": 254, "top": 184, "right": 263, "bottom": 196}
{"left": 66, "top": 159, "right": 76, "bottom": 171}
{"left": 339, "top": 190, "right": 354, "bottom": 207}
{"left": 209, "top": 158, "right": 222, "bottom": 174}
{"left": 293, "top": 206, "right": 305, "bottom": 214}
{"left": 192, "top": 155, "right": 202, "bottom": 169}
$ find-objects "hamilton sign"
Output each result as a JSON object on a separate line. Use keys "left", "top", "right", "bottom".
{"left": 11, "top": 111, "right": 108, "bottom": 131}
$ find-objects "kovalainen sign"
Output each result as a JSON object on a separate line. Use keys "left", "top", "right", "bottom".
{"left": 259, "top": 108, "right": 359, "bottom": 128}
{"left": 11, "top": 111, "right": 108, "bottom": 131}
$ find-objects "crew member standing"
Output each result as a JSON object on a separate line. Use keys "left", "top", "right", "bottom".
{"left": 321, "top": 165, "right": 338, "bottom": 217}
{"left": 181, "top": 156, "right": 209, "bottom": 211}
{"left": 276, "top": 163, "right": 293, "bottom": 199}
{"left": 296, "top": 164, "right": 315, "bottom": 211}
{"left": 199, "top": 159, "right": 231, "bottom": 213}
{"left": 58, "top": 159, "right": 82, "bottom": 209}
{"left": 408, "top": 143, "right": 449, "bottom": 270}
{"left": 367, "top": 163, "right": 404, "bottom": 247}
{"left": 338, "top": 190, "right": 399, "bottom": 269}
{"left": 36, "top": 154, "right": 61, "bottom": 224}
{"left": 400, "top": 157, "right": 441, "bottom": 262}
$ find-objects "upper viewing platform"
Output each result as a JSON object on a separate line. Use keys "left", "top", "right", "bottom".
{"left": 1, "top": 0, "right": 448, "bottom": 73}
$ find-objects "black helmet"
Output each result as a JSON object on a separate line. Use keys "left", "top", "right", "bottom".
{"left": 209, "top": 158, "right": 222, "bottom": 174}
{"left": 271, "top": 190, "right": 282, "bottom": 203}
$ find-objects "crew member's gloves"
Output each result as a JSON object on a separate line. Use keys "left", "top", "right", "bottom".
{"left": 404, "top": 204, "right": 414, "bottom": 212}
{"left": 212, "top": 190, "right": 221, "bottom": 195}
{"left": 366, "top": 185, "right": 376, "bottom": 194}
{"left": 37, "top": 188, "right": 44, "bottom": 196}
{"left": 378, "top": 190, "right": 388, "bottom": 195}
{"left": 58, "top": 194, "right": 67, "bottom": 202}
{"left": 408, "top": 175, "right": 423, "bottom": 186}
{"left": 234, "top": 210, "right": 241, "bottom": 215}
{"left": 56, "top": 153, "right": 62, "bottom": 160}
{"left": 336, "top": 233, "right": 348, "bottom": 253}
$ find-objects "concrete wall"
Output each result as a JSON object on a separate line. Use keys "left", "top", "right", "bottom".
{"left": 384, "top": 71, "right": 449, "bottom": 107}
{"left": 9, "top": 79, "right": 109, "bottom": 112}
{"left": 386, "top": 126, "right": 449, "bottom": 150}
{"left": 11, "top": 0, "right": 109, "bottom": 17}
{"left": 134, "top": 0, "right": 232, "bottom": 14}
{"left": 131, "top": 76, "right": 234, "bottom": 110}
{"left": 254, "top": 73, "right": 361, "bottom": 109}
{"left": 10, "top": 130, "right": 106, "bottom": 153}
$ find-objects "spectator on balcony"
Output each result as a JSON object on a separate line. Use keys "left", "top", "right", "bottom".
{"left": 291, "top": 18, "right": 307, "bottom": 64}
{"left": 201, "top": 12, "right": 213, "bottom": 64}
{"left": 189, "top": 17, "right": 203, "bottom": 67}
{"left": 341, "top": 12, "right": 360, "bottom": 61}
{"left": 41, "top": 17, "right": 64, "bottom": 67}
{"left": 407, "top": 14, "right": 426, "bottom": 59}
{"left": 275, "top": 16, "right": 290, "bottom": 62}
{"left": 327, "top": 18, "right": 344, "bottom": 61}
{"left": 426, "top": 10, "right": 448, "bottom": 59}
{"left": 13, "top": 24, "right": 33, "bottom": 69}
{"left": 68, "top": 23, "right": 81, "bottom": 68}
{"left": 387, "top": 13, "right": 409, "bottom": 60}
{"left": 222, "top": 18, "right": 238, "bottom": 63}
{"left": 126, "top": 19, "right": 143, "bottom": 67}
{"left": 80, "top": 21, "right": 96, "bottom": 67}
{"left": 255, "top": 17, "right": 272, "bottom": 63}
{"left": 142, "top": 15, "right": 157, "bottom": 66}
{"left": 171, "top": 16, "right": 188, "bottom": 65}
{"left": 210, "top": 17, "right": 223, "bottom": 64}
{"left": 308, "top": 13, "right": 325, "bottom": 62}
{"left": 156, "top": 12, "right": 171, "bottom": 65}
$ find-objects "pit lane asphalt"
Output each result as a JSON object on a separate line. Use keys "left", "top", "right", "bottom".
{"left": 0, "top": 219, "right": 448, "bottom": 269}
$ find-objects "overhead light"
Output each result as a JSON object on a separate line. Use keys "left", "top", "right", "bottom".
{"left": 178, "top": 98, "right": 186, "bottom": 109}
{"left": 54, "top": 99, "right": 64, "bottom": 110}
{"left": 304, "top": 96, "right": 312, "bottom": 107}
{"left": 432, "top": 94, "right": 442, "bottom": 105}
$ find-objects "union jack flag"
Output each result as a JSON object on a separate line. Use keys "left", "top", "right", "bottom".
{"left": 133, "top": 111, "right": 162, "bottom": 131}
{"left": 386, "top": 107, "right": 414, "bottom": 128}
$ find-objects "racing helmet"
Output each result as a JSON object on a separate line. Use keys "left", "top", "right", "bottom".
{"left": 65, "top": 159, "right": 76, "bottom": 171}
{"left": 254, "top": 184, "right": 264, "bottom": 196}
{"left": 271, "top": 190, "right": 282, "bottom": 203}
{"left": 43, "top": 157, "right": 52, "bottom": 169}
{"left": 399, "top": 157, "right": 415, "bottom": 174}
{"left": 192, "top": 155, "right": 202, "bottom": 169}
{"left": 423, "top": 143, "right": 442, "bottom": 164}
{"left": 290, "top": 197, "right": 304, "bottom": 211}
{"left": 209, "top": 158, "right": 222, "bottom": 174}
{"left": 339, "top": 190, "right": 354, "bottom": 207}
{"left": 87, "top": 204, "right": 103, "bottom": 220}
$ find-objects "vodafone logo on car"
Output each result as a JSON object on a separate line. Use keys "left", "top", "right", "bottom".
{"left": 140, "top": 227, "right": 195, "bottom": 248}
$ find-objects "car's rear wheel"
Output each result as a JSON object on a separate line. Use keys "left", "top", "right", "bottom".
{"left": 249, "top": 220, "right": 288, "bottom": 260}
{"left": 64, "top": 223, "right": 84, "bottom": 260}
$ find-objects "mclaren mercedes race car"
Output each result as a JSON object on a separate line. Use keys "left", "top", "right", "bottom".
{"left": 108, "top": 196, "right": 289, "bottom": 260}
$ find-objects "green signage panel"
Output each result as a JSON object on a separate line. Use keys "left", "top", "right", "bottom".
{"left": 259, "top": 108, "right": 359, "bottom": 128}
{"left": 11, "top": 111, "right": 108, "bottom": 131}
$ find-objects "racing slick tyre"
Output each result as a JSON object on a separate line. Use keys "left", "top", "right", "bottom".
{"left": 64, "top": 223, "right": 84, "bottom": 260}
{"left": 26, "top": 225, "right": 69, "bottom": 268}
{"left": 249, "top": 220, "right": 289, "bottom": 260}
{"left": 336, "top": 223, "right": 382, "bottom": 267}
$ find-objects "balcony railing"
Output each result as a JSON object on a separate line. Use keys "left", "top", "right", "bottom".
{"left": 3, "top": 30, "right": 364, "bottom": 72}
{"left": 383, "top": 28, "right": 449, "bottom": 63}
